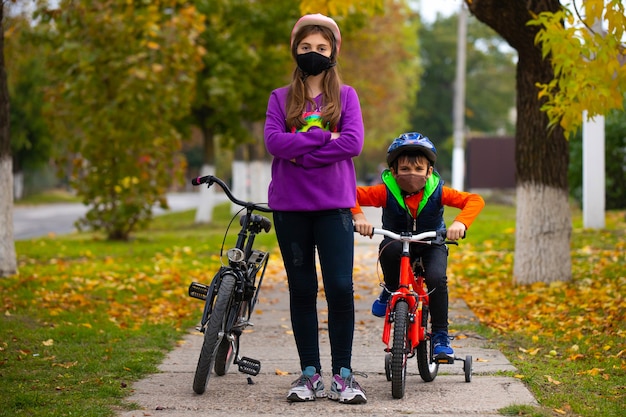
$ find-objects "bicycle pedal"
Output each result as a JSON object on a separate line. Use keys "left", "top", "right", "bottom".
{"left": 435, "top": 353, "right": 455, "bottom": 364}
{"left": 238, "top": 356, "right": 261, "bottom": 376}
{"left": 189, "top": 282, "right": 209, "bottom": 300}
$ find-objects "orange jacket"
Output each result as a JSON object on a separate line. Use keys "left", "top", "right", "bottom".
{"left": 351, "top": 183, "right": 484, "bottom": 230}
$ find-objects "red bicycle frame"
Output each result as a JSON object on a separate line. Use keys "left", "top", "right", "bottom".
{"left": 379, "top": 230, "right": 437, "bottom": 352}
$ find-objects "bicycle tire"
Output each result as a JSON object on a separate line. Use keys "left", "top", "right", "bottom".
{"left": 391, "top": 300, "right": 409, "bottom": 399}
{"left": 417, "top": 309, "right": 439, "bottom": 382}
{"left": 193, "top": 273, "right": 236, "bottom": 394}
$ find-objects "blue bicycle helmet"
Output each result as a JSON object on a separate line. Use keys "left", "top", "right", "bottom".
{"left": 386, "top": 132, "right": 437, "bottom": 166}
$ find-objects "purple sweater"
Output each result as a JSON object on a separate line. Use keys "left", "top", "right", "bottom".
{"left": 264, "top": 85, "right": 364, "bottom": 211}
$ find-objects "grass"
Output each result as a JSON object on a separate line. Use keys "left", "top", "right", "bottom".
{"left": 446, "top": 204, "right": 625, "bottom": 417}
{"left": 1, "top": 201, "right": 624, "bottom": 416}
{"left": 1, "top": 204, "right": 275, "bottom": 417}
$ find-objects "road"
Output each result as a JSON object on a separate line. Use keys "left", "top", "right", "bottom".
{"left": 12, "top": 192, "right": 203, "bottom": 240}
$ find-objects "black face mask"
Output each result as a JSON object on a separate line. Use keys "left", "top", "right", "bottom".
{"left": 296, "top": 51, "right": 334, "bottom": 76}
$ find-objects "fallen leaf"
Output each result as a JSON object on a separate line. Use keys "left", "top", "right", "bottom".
{"left": 545, "top": 375, "right": 561, "bottom": 385}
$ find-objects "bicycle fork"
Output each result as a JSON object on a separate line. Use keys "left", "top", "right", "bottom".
{"left": 188, "top": 281, "right": 261, "bottom": 376}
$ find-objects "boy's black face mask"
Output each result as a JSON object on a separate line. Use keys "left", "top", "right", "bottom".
{"left": 296, "top": 51, "right": 334, "bottom": 76}
{"left": 395, "top": 174, "right": 427, "bottom": 194}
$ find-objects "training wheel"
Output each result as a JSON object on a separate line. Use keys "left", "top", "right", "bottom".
{"left": 464, "top": 355, "right": 472, "bottom": 382}
{"left": 385, "top": 353, "right": 392, "bottom": 381}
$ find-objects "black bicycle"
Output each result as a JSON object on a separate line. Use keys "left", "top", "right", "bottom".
{"left": 189, "top": 175, "right": 272, "bottom": 395}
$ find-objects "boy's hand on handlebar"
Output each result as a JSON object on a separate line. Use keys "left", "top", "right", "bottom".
{"left": 353, "top": 213, "right": 374, "bottom": 238}
{"left": 446, "top": 221, "right": 467, "bottom": 241}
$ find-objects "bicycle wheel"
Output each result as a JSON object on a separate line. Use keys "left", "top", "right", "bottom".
{"left": 417, "top": 313, "right": 439, "bottom": 382}
{"left": 391, "top": 300, "right": 409, "bottom": 399}
{"left": 193, "top": 273, "right": 236, "bottom": 394}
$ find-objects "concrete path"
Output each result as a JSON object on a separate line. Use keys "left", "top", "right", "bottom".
{"left": 118, "top": 207, "right": 538, "bottom": 417}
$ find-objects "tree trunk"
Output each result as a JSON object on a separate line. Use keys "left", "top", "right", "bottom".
{"left": 466, "top": 0, "right": 572, "bottom": 283}
{"left": 195, "top": 126, "right": 217, "bottom": 223}
{"left": 0, "top": 3, "right": 17, "bottom": 277}
{"left": 231, "top": 145, "right": 248, "bottom": 214}
{"left": 248, "top": 121, "right": 270, "bottom": 206}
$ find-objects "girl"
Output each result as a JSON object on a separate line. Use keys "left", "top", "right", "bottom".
{"left": 264, "top": 13, "right": 366, "bottom": 405}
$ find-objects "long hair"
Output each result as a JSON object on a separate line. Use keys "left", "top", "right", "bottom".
{"left": 286, "top": 25, "right": 343, "bottom": 131}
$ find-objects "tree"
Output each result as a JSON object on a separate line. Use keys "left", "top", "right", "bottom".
{"left": 42, "top": 0, "right": 205, "bottom": 240}
{"left": 339, "top": 0, "right": 420, "bottom": 180}
{"left": 0, "top": 0, "right": 17, "bottom": 277}
{"left": 411, "top": 13, "right": 516, "bottom": 179}
{"left": 5, "top": 12, "right": 54, "bottom": 198}
{"left": 341, "top": 0, "right": 420, "bottom": 147}
{"left": 465, "top": 0, "right": 572, "bottom": 284}
{"left": 190, "top": 0, "right": 294, "bottom": 159}
{"left": 465, "top": 0, "right": 625, "bottom": 284}
{"left": 530, "top": 0, "right": 625, "bottom": 136}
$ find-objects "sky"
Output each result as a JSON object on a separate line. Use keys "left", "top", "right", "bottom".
{"left": 414, "top": 0, "right": 463, "bottom": 23}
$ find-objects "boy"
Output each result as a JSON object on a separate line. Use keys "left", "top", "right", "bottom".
{"left": 353, "top": 132, "right": 484, "bottom": 356}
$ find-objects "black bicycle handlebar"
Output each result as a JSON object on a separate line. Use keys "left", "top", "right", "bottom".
{"left": 191, "top": 175, "right": 272, "bottom": 213}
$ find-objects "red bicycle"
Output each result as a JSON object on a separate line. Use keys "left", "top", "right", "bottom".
{"left": 365, "top": 227, "right": 472, "bottom": 399}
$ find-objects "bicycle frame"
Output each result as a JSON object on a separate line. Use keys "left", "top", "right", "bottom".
{"left": 378, "top": 230, "right": 437, "bottom": 353}
{"left": 189, "top": 175, "right": 272, "bottom": 394}
{"left": 363, "top": 227, "right": 472, "bottom": 397}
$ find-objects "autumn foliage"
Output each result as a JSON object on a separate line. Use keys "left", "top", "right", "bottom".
{"left": 1, "top": 206, "right": 624, "bottom": 416}
{"left": 447, "top": 210, "right": 625, "bottom": 416}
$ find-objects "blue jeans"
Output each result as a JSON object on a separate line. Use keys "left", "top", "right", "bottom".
{"left": 379, "top": 239, "right": 449, "bottom": 333}
{"left": 273, "top": 209, "right": 355, "bottom": 376}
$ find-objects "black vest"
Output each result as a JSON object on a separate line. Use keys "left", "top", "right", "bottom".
{"left": 381, "top": 179, "right": 446, "bottom": 234}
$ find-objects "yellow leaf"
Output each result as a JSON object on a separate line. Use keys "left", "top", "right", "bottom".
{"left": 42, "top": 339, "right": 54, "bottom": 346}
{"left": 53, "top": 361, "right": 77, "bottom": 369}
{"left": 147, "top": 41, "right": 160, "bottom": 50}
{"left": 545, "top": 375, "right": 561, "bottom": 385}
{"left": 275, "top": 368, "right": 289, "bottom": 376}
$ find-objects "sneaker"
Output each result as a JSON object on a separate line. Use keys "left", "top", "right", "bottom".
{"left": 328, "top": 367, "right": 367, "bottom": 404}
{"left": 432, "top": 331, "right": 454, "bottom": 356}
{"left": 286, "top": 366, "right": 326, "bottom": 402}
{"left": 371, "top": 298, "right": 387, "bottom": 317}
{"left": 371, "top": 289, "right": 390, "bottom": 317}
